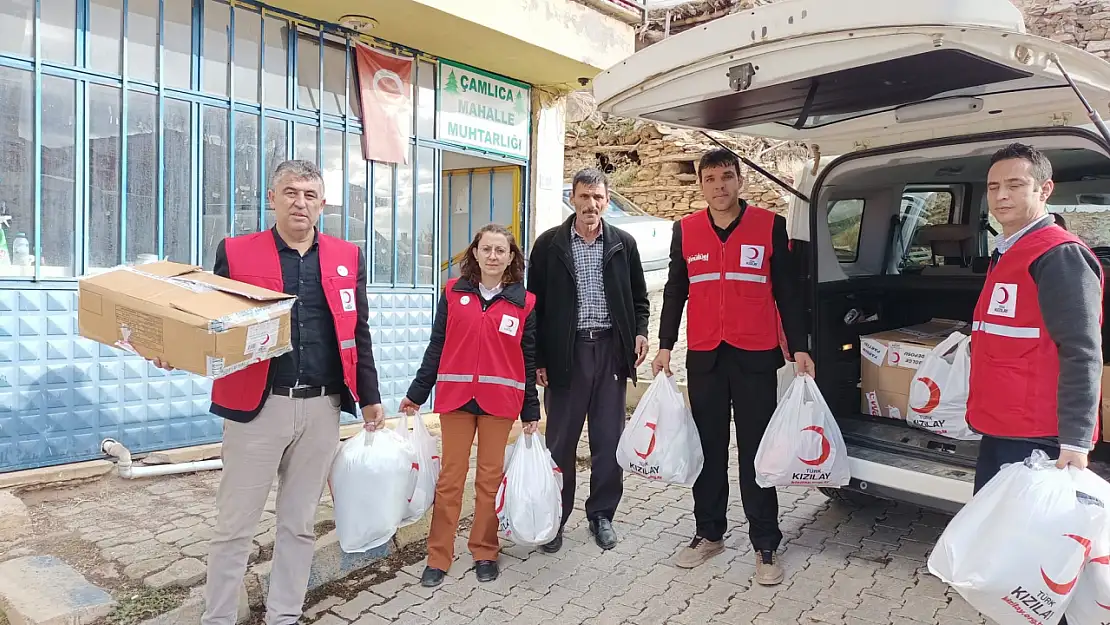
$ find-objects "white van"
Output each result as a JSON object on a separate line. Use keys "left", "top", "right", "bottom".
{"left": 593, "top": 0, "right": 1110, "bottom": 512}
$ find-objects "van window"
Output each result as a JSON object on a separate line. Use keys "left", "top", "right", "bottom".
{"left": 828, "top": 199, "right": 864, "bottom": 262}
{"left": 892, "top": 188, "right": 954, "bottom": 269}
{"left": 986, "top": 192, "right": 1110, "bottom": 255}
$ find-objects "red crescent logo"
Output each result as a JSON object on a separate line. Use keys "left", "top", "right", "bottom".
{"left": 494, "top": 476, "right": 508, "bottom": 514}
{"left": 745, "top": 247, "right": 759, "bottom": 260}
{"left": 1041, "top": 534, "right": 1092, "bottom": 595}
{"left": 891, "top": 351, "right": 901, "bottom": 364}
{"left": 1089, "top": 553, "right": 1110, "bottom": 610}
{"left": 910, "top": 377, "right": 942, "bottom": 414}
{"left": 635, "top": 422, "right": 658, "bottom": 460}
{"left": 995, "top": 285, "right": 1011, "bottom": 305}
{"left": 798, "top": 425, "right": 832, "bottom": 466}
{"left": 261, "top": 335, "right": 271, "bottom": 347}
{"left": 407, "top": 462, "right": 420, "bottom": 502}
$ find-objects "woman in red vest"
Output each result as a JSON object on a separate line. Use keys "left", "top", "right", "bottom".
{"left": 399, "top": 223, "right": 539, "bottom": 588}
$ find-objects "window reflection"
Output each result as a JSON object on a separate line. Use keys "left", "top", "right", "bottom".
{"left": 202, "top": 0, "right": 229, "bottom": 96}
{"left": 347, "top": 134, "right": 367, "bottom": 247}
{"left": 263, "top": 117, "right": 288, "bottom": 230}
{"left": 372, "top": 162, "right": 393, "bottom": 284}
{"left": 263, "top": 17, "right": 289, "bottom": 109}
{"left": 164, "top": 100, "right": 192, "bottom": 264}
{"left": 89, "top": 85, "right": 122, "bottom": 268}
{"left": 128, "top": 0, "right": 160, "bottom": 83}
{"left": 320, "top": 129, "right": 343, "bottom": 239}
{"left": 163, "top": 0, "right": 193, "bottom": 90}
{"left": 42, "top": 0, "right": 78, "bottom": 65}
{"left": 125, "top": 90, "right": 157, "bottom": 262}
{"left": 234, "top": 113, "right": 259, "bottom": 235}
{"left": 0, "top": 68, "right": 34, "bottom": 276}
{"left": 0, "top": 0, "right": 33, "bottom": 58}
{"left": 89, "top": 0, "right": 123, "bottom": 75}
{"left": 201, "top": 107, "right": 228, "bottom": 269}
{"left": 296, "top": 32, "right": 320, "bottom": 112}
{"left": 295, "top": 124, "right": 316, "bottom": 164}
{"left": 416, "top": 146, "right": 435, "bottom": 285}
{"left": 41, "top": 76, "right": 76, "bottom": 277}
{"left": 396, "top": 147, "right": 413, "bottom": 284}
{"left": 322, "top": 42, "right": 346, "bottom": 117}
{"left": 233, "top": 8, "right": 261, "bottom": 102}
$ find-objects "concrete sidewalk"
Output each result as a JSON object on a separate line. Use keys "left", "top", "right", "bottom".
{"left": 0, "top": 414, "right": 552, "bottom": 625}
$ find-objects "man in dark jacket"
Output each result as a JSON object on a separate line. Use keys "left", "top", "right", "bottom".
{"left": 528, "top": 167, "right": 650, "bottom": 553}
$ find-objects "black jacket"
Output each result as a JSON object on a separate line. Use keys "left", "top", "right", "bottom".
{"left": 405, "top": 278, "right": 540, "bottom": 422}
{"left": 528, "top": 215, "right": 651, "bottom": 389}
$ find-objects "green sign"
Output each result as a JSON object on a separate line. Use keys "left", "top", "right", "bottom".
{"left": 437, "top": 60, "right": 530, "bottom": 159}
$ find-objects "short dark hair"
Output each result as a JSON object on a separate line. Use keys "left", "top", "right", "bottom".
{"left": 571, "top": 168, "right": 608, "bottom": 195}
{"left": 989, "top": 143, "right": 1053, "bottom": 186}
{"left": 458, "top": 223, "right": 525, "bottom": 285}
{"left": 698, "top": 149, "right": 741, "bottom": 181}
{"left": 1053, "top": 212, "right": 1067, "bottom": 230}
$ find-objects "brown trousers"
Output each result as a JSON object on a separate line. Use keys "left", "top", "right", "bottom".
{"left": 426, "top": 411, "right": 515, "bottom": 571}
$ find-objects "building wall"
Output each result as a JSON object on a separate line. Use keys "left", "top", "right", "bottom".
{"left": 0, "top": 0, "right": 538, "bottom": 472}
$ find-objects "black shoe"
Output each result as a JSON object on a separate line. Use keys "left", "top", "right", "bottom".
{"left": 475, "top": 560, "right": 499, "bottom": 582}
{"left": 420, "top": 566, "right": 445, "bottom": 588}
{"left": 541, "top": 529, "right": 563, "bottom": 554}
{"left": 589, "top": 518, "right": 618, "bottom": 550}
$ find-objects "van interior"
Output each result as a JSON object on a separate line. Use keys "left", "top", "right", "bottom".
{"left": 795, "top": 130, "right": 1110, "bottom": 507}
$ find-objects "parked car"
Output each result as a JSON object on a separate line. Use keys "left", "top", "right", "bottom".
{"left": 594, "top": 0, "right": 1110, "bottom": 511}
{"left": 561, "top": 184, "right": 672, "bottom": 291}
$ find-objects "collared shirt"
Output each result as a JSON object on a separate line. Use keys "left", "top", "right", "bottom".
{"left": 478, "top": 282, "right": 503, "bottom": 301}
{"left": 267, "top": 229, "right": 344, "bottom": 389}
{"left": 995, "top": 214, "right": 1052, "bottom": 255}
{"left": 571, "top": 220, "right": 610, "bottom": 329}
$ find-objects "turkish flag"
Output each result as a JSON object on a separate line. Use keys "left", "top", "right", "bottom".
{"left": 354, "top": 44, "right": 413, "bottom": 164}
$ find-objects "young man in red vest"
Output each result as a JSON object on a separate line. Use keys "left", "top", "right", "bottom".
{"left": 968, "top": 143, "right": 1103, "bottom": 494}
{"left": 652, "top": 149, "right": 814, "bottom": 584}
{"left": 157, "top": 160, "right": 384, "bottom": 625}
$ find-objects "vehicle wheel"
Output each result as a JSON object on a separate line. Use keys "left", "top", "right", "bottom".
{"left": 819, "top": 487, "right": 881, "bottom": 507}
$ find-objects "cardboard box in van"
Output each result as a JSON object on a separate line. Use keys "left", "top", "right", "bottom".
{"left": 78, "top": 261, "right": 295, "bottom": 379}
{"left": 859, "top": 319, "right": 970, "bottom": 420}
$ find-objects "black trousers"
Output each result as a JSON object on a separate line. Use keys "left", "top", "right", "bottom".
{"left": 973, "top": 435, "right": 1066, "bottom": 625}
{"left": 688, "top": 353, "right": 782, "bottom": 551}
{"left": 973, "top": 435, "right": 1061, "bottom": 494}
{"left": 544, "top": 331, "right": 627, "bottom": 527}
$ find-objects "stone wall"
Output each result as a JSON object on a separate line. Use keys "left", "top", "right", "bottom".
{"left": 566, "top": 0, "right": 1110, "bottom": 221}
{"left": 564, "top": 117, "right": 807, "bottom": 217}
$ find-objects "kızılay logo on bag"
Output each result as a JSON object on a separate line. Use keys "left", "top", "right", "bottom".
{"left": 1002, "top": 534, "right": 1091, "bottom": 623}
{"left": 790, "top": 426, "right": 832, "bottom": 485}
{"left": 911, "top": 377, "right": 942, "bottom": 415}
{"left": 627, "top": 420, "right": 662, "bottom": 480}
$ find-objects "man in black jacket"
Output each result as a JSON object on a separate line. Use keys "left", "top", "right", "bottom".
{"left": 528, "top": 168, "right": 650, "bottom": 553}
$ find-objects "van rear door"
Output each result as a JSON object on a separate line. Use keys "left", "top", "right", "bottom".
{"left": 592, "top": 0, "right": 1110, "bottom": 155}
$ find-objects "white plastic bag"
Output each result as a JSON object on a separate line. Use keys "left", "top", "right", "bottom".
{"left": 616, "top": 372, "right": 704, "bottom": 486}
{"left": 398, "top": 411, "right": 441, "bottom": 527}
{"left": 495, "top": 433, "right": 561, "bottom": 546}
{"left": 776, "top": 361, "right": 797, "bottom": 404}
{"left": 754, "top": 375, "right": 850, "bottom": 488}
{"left": 1066, "top": 469, "right": 1110, "bottom": 625}
{"left": 907, "top": 332, "right": 979, "bottom": 440}
{"left": 928, "top": 451, "right": 1108, "bottom": 625}
{"left": 329, "top": 428, "right": 418, "bottom": 553}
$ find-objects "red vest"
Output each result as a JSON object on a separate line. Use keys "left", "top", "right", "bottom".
{"left": 433, "top": 279, "right": 536, "bottom": 419}
{"left": 967, "top": 225, "right": 1102, "bottom": 442}
{"left": 210, "top": 230, "right": 361, "bottom": 412}
{"left": 682, "top": 207, "right": 780, "bottom": 352}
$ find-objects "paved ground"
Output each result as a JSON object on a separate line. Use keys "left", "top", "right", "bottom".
{"left": 637, "top": 291, "right": 689, "bottom": 384}
{"left": 305, "top": 433, "right": 986, "bottom": 625}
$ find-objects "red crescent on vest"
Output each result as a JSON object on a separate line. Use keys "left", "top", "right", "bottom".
{"left": 995, "top": 285, "right": 1010, "bottom": 305}
{"left": 798, "top": 425, "right": 831, "bottom": 466}
{"left": 1041, "top": 534, "right": 1092, "bottom": 595}
{"left": 910, "top": 377, "right": 942, "bottom": 414}
{"left": 746, "top": 247, "right": 759, "bottom": 260}
{"left": 635, "top": 422, "right": 658, "bottom": 460}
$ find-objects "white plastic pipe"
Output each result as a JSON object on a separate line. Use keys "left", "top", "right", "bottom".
{"left": 101, "top": 438, "right": 223, "bottom": 479}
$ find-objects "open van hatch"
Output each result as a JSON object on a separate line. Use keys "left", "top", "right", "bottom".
{"left": 593, "top": 0, "right": 1110, "bottom": 154}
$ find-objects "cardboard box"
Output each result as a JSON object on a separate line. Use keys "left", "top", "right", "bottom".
{"left": 859, "top": 319, "right": 970, "bottom": 420}
{"left": 78, "top": 261, "right": 295, "bottom": 378}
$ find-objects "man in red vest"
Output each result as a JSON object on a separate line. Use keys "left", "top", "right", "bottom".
{"left": 157, "top": 160, "right": 384, "bottom": 625}
{"left": 968, "top": 143, "right": 1103, "bottom": 494}
{"left": 652, "top": 149, "right": 813, "bottom": 584}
